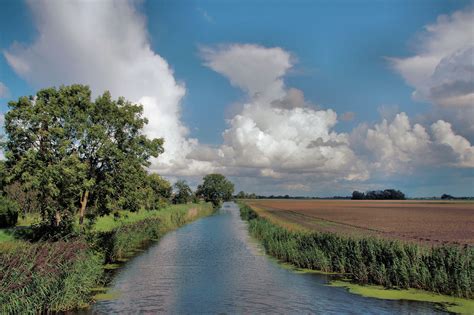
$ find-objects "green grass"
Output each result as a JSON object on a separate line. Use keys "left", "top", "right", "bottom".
{"left": 17, "top": 213, "right": 41, "bottom": 226}
{"left": 92, "top": 204, "right": 200, "bottom": 232}
{"left": 0, "top": 229, "right": 15, "bottom": 242}
{"left": 330, "top": 280, "right": 474, "bottom": 314}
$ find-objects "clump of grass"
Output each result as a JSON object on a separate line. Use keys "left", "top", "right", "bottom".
{"left": 0, "top": 240, "right": 103, "bottom": 313}
{"left": 240, "top": 203, "right": 473, "bottom": 299}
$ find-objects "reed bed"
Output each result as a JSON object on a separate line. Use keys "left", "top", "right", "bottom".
{"left": 240, "top": 203, "right": 473, "bottom": 298}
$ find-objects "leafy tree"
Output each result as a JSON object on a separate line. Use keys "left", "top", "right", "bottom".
{"left": 352, "top": 191, "right": 365, "bottom": 200}
{"left": 4, "top": 85, "right": 163, "bottom": 231}
{"left": 352, "top": 189, "right": 405, "bottom": 200}
{"left": 0, "top": 195, "right": 18, "bottom": 228}
{"left": 4, "top": 182, "right": 39, "bottom": 218}
{"left": 146, "top": 174, "right": 172, "bottom": 210}
{"left": 0, "top": 161, "right": 6, "bottom": 193}
{"left": 196, "top": 173, "right": 234, "bottom": 207}
{"left": 441, "top": 194, "right": 454, "bottom": 200}
{"left": 172, "top": 180, "right": 192, "bottom": 204}
{"left": 236, "top": 191, "right": 247, "bottom": 199}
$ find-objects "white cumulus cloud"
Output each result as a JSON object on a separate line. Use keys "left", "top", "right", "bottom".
{"left": 390, "top": 7, "right": 474, "bottom": 108}
{"left": 3, "top": 0, "right": 213, "bottom": 176}
{"left": 431, "top": 120, "right": 474, "bottom": 167}
{"left": 201, "top": 44, "right": 368, "bottom": 182}
{"left": 352, "top": 112, "right": 474, "bottom": 172}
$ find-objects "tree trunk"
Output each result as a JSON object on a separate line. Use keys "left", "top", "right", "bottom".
{"left": 55, "top": 211, "right": 61, "bottom": 226}
{"left": 79, "top": 190, "right": 89, "bottom": 225}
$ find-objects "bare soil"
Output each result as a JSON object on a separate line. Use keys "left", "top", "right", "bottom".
{"left": 245, "top": 199, "right": 474, "bottom": 246}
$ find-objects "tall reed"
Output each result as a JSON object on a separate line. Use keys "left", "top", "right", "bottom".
{"left": 0, "top": 240, "right": 103, "bottom": 314}
{"left": 240, "top": 203, "right": 473, "bottom": 298}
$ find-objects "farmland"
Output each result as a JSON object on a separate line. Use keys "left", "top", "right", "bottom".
{"left": 244, "top": 199, "right": 474, "bottom": 246}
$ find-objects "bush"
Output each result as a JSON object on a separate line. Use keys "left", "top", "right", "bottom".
{"left": 0, "top": 196, "right": 19, "bottom": 228}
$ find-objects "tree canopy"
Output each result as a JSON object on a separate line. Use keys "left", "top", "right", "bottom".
{"left": 173, "top": 180, "right": 193, "bottom": 204}
{"left": 145, "top": 174, "right": 172, "bottom": 210}
{"left": 3, "top": 85, "right": 163, "bottom": 231}
{"left": 196, "top": 173, "right": 234, "bottom": 207}
{"left": 352, "top": 189, "right": 405, "bottom": 200}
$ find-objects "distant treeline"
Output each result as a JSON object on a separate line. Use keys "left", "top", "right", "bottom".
{"left": 235, "top": 190, "right": 473, "bottom": 200}
{"left": 352, "top": 189, "right": 406, "bottom": 200}
{"left": 439, "top": 194, "right": 474, "bottom": 200}
{"left": 235, "top": 191, "right": 350, "bottom": 200}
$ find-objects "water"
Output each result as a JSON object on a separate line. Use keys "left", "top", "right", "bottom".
{"left": 90, "top": 202, "right": 445, "bottom": 314}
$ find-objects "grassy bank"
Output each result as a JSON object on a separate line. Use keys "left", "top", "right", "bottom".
{"left": 239, "top": 203, "right": 473, "bottom": 299}
{"left": 89, "top": 203, "right": 214, "bottom": 262}
{"left": 0, "top": 202, "right": 214, "bottom": 313}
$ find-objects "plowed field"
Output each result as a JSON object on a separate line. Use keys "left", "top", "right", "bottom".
{"left": 244, "top": 199, "right": 474, "bottom": 245}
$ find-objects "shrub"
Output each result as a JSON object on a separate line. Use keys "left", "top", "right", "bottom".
{"left": 0, "top": 196, "right": 19, "bottom": 228}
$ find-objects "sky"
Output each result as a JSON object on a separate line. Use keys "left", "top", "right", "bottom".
{"left": 0, "top": 0, "right": 473, "bottom": 197}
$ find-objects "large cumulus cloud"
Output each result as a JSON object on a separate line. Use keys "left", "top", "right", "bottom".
{"left": 351, "top": 112, "right": 474, "bottom": 172}
{"left": 390, "top": 8, "right": 473, "bottom": 108}
{"left": 390, "top": 7, "right": 474, "bottom": 139}
{"left": 200, "top": 44, "right": 369, "bottom": 183}
{"left": 3, "top": 0, "right": 214, "bottom": 176}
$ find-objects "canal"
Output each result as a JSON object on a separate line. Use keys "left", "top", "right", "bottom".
{"left": 90, "top": 202, "right": 444, "bottom": 314}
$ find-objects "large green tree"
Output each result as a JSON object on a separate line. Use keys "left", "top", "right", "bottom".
{"left": 196, "top": 174, "right": 234, "bottom": 207}
{"left": 4, "top": 85, "right": 163, "bottom": 230}
{"left": 172, "top": 180, "right": 192, "bottom": 204}
{"left": 145, "top": 174, "right": 172, "bottom": 210}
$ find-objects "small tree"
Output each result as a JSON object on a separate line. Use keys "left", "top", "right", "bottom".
{"left": 173, "top": 180, "right": 192, "bottom": 204}
{"left": 352, "top": 191, "right": 365, "bottom": 200}
{"left": 146, "top": 174, "right": 172, "bottom": 209}
{"left": 196, "top": 174, "right": 234, "bottom": 207}
{"left": 236, "top": 191, "right": 247, "bottom": 199}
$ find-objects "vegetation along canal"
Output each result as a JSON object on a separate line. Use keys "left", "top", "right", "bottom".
{"left": 86, "top": 202, "right": 447, "bottom": 314}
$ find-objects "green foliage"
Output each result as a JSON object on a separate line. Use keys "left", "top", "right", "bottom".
{"left": 4, "top": 182, "right": 40, "bottom": 219}
{"left": 0, "top": 196, "right": 19, "bottom": 228}
{"left": 144, "top": 174, "right": 172, "bottom": 210}
{"left": 352, "top": 189, "right": 405, "bottom": 200}
{"left": 4, "top": 85, "right": 163, "bottom": 234}
{"left": 0, "top": 160, "right": 6, "bottom": 193}
{"left": 172, "top": 180, "right": 193, "bottom": 204}
{"left": 240, "top": 204, "right": 473, "bottom": 298}
{"left": 0, "top": 240, "right": 103, "bottom": 314}
{"left": 196, "top": 173, "right": 234, "bottom": 207}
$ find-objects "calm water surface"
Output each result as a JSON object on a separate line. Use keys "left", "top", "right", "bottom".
{"left": 89, "top": 202, "right": 446, "bottom": 314}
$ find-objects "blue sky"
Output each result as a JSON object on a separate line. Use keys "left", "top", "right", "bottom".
{"left": 0, "top": 0, "right": 473, "bottom": 196}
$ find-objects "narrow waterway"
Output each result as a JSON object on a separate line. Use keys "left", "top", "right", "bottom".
{"left": 90, "top": 202, "right": 446, "bottom": 314}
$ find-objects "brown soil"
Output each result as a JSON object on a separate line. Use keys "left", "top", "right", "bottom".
{"left": 245, "top": 199, "right": 474, "bottom": 246}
